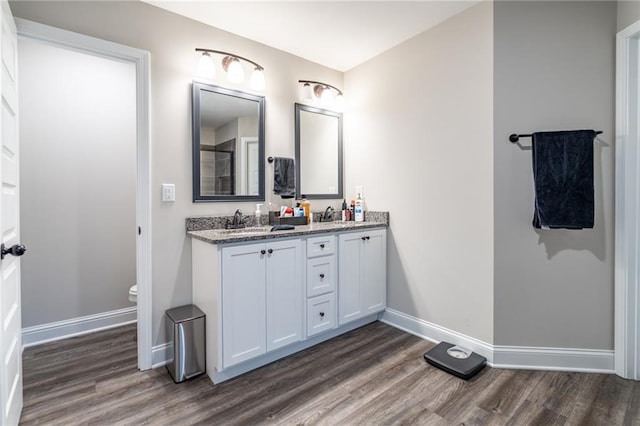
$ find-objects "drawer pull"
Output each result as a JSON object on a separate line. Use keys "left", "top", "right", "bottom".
{"left": 319, "top": 273, "right": 325, "bottom": 279}
{"left": 260, "top": 249, "right": 266, "bottom": 255}
{"left": 319, "top": 312, "right": 325, "bottom": 318}
{"left": 320, "top": 243, "right": 325, "bottom": 249}
{"left": 361, "top": 237, "right": 366, "bottom": 241}
{"left": 366, "top": 236, "right": 370, "bottom": 240}
{"left": 267, "top": 248, "right": 273, "bottom": 254}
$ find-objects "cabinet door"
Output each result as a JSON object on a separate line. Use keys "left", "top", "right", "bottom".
{"left": 362, "top": 229, "right": 387, "bottom": 315}
{"left": 338, "top": 232, "right": 364, "bottom": 325}
{"left": 266, "top": 239, "right": 303, "bottom": 351}
{"left": 222, "top": 243, "right": 266, "bottom": 368}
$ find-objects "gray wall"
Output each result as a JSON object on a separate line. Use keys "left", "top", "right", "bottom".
{"left": 345, "top": 2, "right": 495, "bottom": 343}
{"left": 10, "top": 0, "right": 342, "bottom": 346}
{"left": 12, "top": 0, "right": 621, "bottom": 353}
{"left": 19, "top": 37, "right": 136, "bottom": 327}
{"left": 493, "top": 1, "right": 616, "bottom": 349}
{"left": 618, "top": 0, "right": 640, "bottom": 31}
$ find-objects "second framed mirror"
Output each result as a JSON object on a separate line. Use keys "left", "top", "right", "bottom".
{"left": 294, "top": 103, "right": 343, "bottom": 200}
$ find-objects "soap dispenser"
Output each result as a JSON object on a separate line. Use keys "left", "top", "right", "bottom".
{"left": 255, "top": 204, "right": 263, "bottom": 227}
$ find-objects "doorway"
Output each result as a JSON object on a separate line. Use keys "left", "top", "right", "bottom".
{"left": 615, "top": 19, "right": 640, "bottom": 381}
{"left": 16, "top": 19, "right": 152, "bottom": 370}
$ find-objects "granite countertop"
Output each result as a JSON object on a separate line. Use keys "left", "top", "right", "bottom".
{"left": 187, "top": 211, "right": 389, "bottom": 245}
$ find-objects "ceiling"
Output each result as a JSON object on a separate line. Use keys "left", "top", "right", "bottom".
{"left": 144, "top": 1, "right": 480, "bottom": 72}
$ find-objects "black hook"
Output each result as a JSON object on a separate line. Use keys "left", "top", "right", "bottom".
{"left": 1, "top": 243, "right": 26, "bottom": 260}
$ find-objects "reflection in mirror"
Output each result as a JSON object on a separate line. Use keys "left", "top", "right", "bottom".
{"left": 295, "top": 103, "right": 343, "bottom": 200}
{"left": 192, "top": 82, "right": 265, "bottom": 202}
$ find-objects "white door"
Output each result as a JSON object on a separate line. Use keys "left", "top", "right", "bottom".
{"left": 615, "top": 18, "right": 640, "bottom": 381}
{"left": 265, "top": 239, "right": 302, "bottom": 351}
{"left": 0, "top": 1, "right": 22, "bottom": 424}
{"left": 245, "top": 138, "right": 259, "bottom": 195}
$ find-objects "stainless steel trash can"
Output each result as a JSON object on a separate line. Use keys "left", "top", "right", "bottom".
{"left": 166, "top": 304, "right": 205, "bottom": 383}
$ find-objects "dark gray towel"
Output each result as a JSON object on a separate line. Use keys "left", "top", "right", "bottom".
{"left": 273, "top": 157, "right": 296, "bottom": 199}
{"left": 532, "top": 130, "right": 596, "bottom": 229}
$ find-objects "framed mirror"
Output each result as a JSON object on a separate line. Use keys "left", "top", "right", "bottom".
{"left": 192, "top": 82, "right": 265, "bottom": 202}
{"left": 294, "top": 103, "right": 343, "bottom": 199}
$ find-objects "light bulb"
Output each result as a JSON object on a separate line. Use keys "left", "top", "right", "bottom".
{"left": 334, "top": 93, "right": 344, "bottom": 110}
{"left": 249, "top": 68, "right": 265, "bottom": 91}
{"left": 301, "top": 83, "right": 314, "bottom": 102}
{"left": 227, "top": 58, "right": 245, "bottom": 83}
{"left": 198, "top": 52, "right": 215, "bottom": 78}
{"left": 320, "top": 86, "right": 334, "bottom": 105}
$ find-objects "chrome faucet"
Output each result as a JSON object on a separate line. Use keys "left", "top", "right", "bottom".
{"left": 321, "top": 206, "right": 335, "bottom": 222}
{"left": 227, "top": 209, "right": 245, "bottom": 229}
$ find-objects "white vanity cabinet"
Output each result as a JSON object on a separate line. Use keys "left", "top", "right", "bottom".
{"left": 190, "top": 224, "right": 386, "bottom": 384}
{"left": 338, "top": 229, "right": 387, "bottom": 325}
{"left": 222, "top": 239, "right": 303, "bottom": 368}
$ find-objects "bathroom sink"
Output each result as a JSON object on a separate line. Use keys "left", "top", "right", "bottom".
{"left": 219, "top": 227, "right": 269, "bottom": 235}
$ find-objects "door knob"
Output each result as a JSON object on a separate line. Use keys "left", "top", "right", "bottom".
{"left": 1, "top": 243, "right": 26, "bottom": 260}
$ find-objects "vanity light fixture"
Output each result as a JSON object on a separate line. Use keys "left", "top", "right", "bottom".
{"left": 196, "top": 48, "right": 265, "bottom": 91}
{"left": 299, "top": 80, "right": 343, "bottom": 108}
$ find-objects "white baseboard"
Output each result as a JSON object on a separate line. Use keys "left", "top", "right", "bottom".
{"left": 493, "top": 346, "right": 614, "bottom": 373}
{"left": 380, "top": 308, "right": 615, "bottom": 374}
{"left": 152, "top": 342, "right": 172, "bottom": 369}
{"left": 22, "top": 307, "right": 137, "bottom": 348}
{"left": 380, "top": 308, "right": 494, "bottom": 363}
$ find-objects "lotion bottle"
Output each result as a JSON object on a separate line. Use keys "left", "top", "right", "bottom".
{"left": 255, "top": 204, "right": 263, "bottom": 227}
{"left": 300, "top": 196, "right": 311, "bottom": 224}
{"left": 354, "top": 193, "right": 364, "bottom": 222}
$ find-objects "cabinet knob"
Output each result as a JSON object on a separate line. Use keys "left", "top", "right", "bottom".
{"left": 366, "top": 236, "right": 370, "bottom": 240}
{"left": 267, "top": 248, "right": 273, "bottom": 254}
{"left": 361, "top": 237, "right": 366, "bottom": 241}
{"left": 320, "top": 273, "right": 325, "bottom": 279}
{"left": 319, "top": 312, "right": 325, "bottom": 318}
{"left": 260, "top": 249, "right": 266, "bottom": 255}
{"left": 320, "top": 243, "right": 325, "bottom": 249}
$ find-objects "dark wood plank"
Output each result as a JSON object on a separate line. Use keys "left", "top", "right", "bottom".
{"left": 20, "top": 322, "right": 640, "bottom": 426}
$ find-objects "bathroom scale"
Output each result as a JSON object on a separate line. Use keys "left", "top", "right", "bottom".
{"left": 423, "top": 341, "right": 487, "bottom": 380}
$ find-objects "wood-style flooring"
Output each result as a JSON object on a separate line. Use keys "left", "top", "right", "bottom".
{"left": 20, "top": 322, "right": 640, "bottom": 425}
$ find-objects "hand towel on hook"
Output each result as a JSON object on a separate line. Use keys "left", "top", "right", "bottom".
{"left": 272, "top": 157, "right": 296, "bottom": 199}
{"left": 531, "top": 130, "right": 596, "bottom": 229}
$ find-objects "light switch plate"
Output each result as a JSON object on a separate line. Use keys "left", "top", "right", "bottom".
{"left": 162, "top": 184, "right": 175, "bottom": 202}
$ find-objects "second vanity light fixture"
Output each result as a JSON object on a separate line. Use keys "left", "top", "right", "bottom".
{"left": 299, "top": 80, "right": 344, "bottom": 108}
{"left": 196, "top": 48, "right": 265, "bottom": 91}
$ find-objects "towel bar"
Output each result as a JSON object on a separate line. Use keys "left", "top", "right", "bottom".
{"left": 509, "top": 131, "right": 602, "bottom": 143}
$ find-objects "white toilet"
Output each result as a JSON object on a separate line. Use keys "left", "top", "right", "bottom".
{"left": 128, "top": 285, "right": 137, "bottom": 303}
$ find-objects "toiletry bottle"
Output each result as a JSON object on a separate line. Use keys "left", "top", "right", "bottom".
{"left": 350, "top": 200, "right": 355, "bottom": 221}
{"left": 255, "top": 204, "right": 263, "bottom": 227}
{"left": 341, "top": 199, "right": 348, "bottom": 221}
{"left": 300, "top": 196, "right": 311, "bottom": 224}
{"left": 355, "top": 193, "right": 364, "bottom": 222}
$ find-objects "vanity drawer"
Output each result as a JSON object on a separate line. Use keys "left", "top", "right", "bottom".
{"left": 306, "top": 256, "right": 336, "bottom": 297}
{"left": 307, "top": 235, "right": 335, "bottom": 258}
{"left": 307, "top": 293, "right": 336, "bottom": 337}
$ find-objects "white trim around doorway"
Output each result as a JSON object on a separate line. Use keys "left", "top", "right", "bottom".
{"left": 615, "top": 19, "right": 640, "bottom": 381}
{"left": 15, "top": 18, "right": 153, "bottom": 370}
